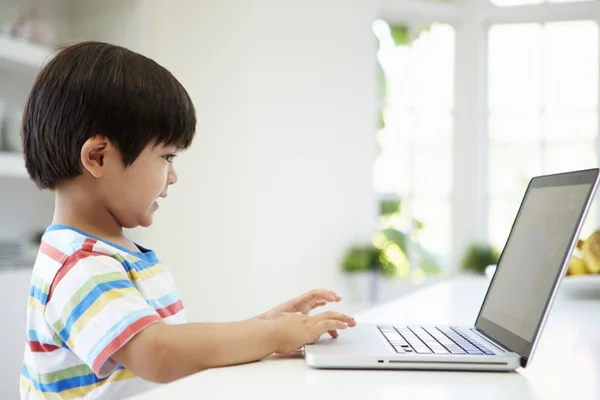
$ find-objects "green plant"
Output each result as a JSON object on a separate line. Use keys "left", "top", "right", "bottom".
{"left": 379, "top": 228, "right": 441, "bottom": 275}
{"left": 461, "top": 243, "right": 500, "bottom": 274}
{"left": 341, "top": 195, "right": 444, "bottom": 278}
{"left": 341, "top": 245, "right": 384, "bottom": 274}
{"left": 380, "top": 199, "right": 401, "bottom": 216}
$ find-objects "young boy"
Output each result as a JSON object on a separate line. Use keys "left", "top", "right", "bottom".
{"left": 20, "top": 41, "right": 356, "bottom": 400}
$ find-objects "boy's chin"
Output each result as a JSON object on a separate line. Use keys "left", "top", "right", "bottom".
{"left": 139, "top": 216, "right": 154, "bottom": 228}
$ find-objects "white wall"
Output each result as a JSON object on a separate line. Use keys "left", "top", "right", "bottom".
{"left": 248, "top": 0, "right": 378, "bottom": 315}
{"left": 134, "top": 0, "right": 379, "bottom": 321}
{"left": 0, "top": 268, "right": 34, "bottom": 398}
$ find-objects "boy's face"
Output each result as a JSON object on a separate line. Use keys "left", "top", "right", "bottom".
{"left": 100, "top": 142, "right": 179, "bottom": 229}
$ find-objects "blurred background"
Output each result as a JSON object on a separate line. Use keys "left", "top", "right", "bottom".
{"left": 2, "top": 0, "right": 600, "bottom": 397}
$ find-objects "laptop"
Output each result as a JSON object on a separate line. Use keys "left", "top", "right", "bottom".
{"left": 305, "top": 168, "right": 600, "bottom": 371}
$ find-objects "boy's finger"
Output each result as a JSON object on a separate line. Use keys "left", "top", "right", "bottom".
{"left": 314, "top": 311, "right": 355, "bottom": 325}
{"left": 307, "top": 289, "right": 341, "bottom": 302}
{"left": 328, "top": 330, "right": 339, "bottom": 339}
{"left": 316, "top": 320, "right": 348, "bottom": 333}
{"left": 310, "top": 300, "right": 327, "bottom": 310}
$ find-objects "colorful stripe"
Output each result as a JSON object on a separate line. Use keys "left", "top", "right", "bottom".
{"left": 27, "top": 330, "right": 63, "bottom": 348}
{"left": 47, "top": 249, "right": 99, "bottom": 302}
{"left": 82, "top": 238, "right": 96, "bottom": 252}
{"left": 91, "top": 314, "right": 161, "bottom": 375}
{"left": 131, "top": 263, "right": 168, "bottom": 281}
{"left": 39, "top": 241, "right": 69, "bottom": 264}
{"left": 21, "top": 365, "right": 134, "bottom": 399}
{"left": 31, "top": 276, "right": 50, "bottom": 295}
{"left": 111, "top": 253, "right": 140, "bottom": 265}
{"left": 66, "top": 287, "right": 142, "bottom": 348}
{"left": 53, "top": 276, "right": 135, "bottom": 338}
{"left": 156, "top": 299, "right": 185, "bottom": 319}
{"left": 146, "top": 292, "right": 180, "bottom": 310}
{"left": 89, "top": 309, "right": 160, "bottom": 363}
{"left": 27, "top": 340, "right": 60, "bottom": 353}
{"left": 30, "top": 285, "right": 49, "bottom": 305}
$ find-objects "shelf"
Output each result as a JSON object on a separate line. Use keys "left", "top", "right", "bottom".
{"left": 0, "top": 36, "right": 51, "bottom": 73}
{"left": 0, "top": 152, "right": 28, "bottom": 178}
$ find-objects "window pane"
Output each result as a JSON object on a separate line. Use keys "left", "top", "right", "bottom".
{"left": 384, "top": 47, "right": 411, "bottom": 110}
{"left": 374, "top": 20, "right": 455, "bottom": 267}
{"left": 488, "top": 20, "right": 599, "bottom": 250}
{"left": 489, "top": 198, "right": 522, "bottom": 250}
{"left": 489, "top": 112, "right": 541, "bottom": 140}
{"left": 413, "top": 25, "right": 455, "bottom": 111}
{"left": 544, "top": 111, "right": 597, "bottom": 142}
{"left": 544, "top": 21, "right": 598, "bottom": 111}
{"left": 489, "top": 139, "right": 542, "bottom": 196}
{"left": 373, "top": 147, "right": 411, "bottom": 195}
{"left": 413, "top": 198, "right": 451, "bottom": 258}
{"left": 414, "top": 111, "right": 453, "bottom": 142}
{"left": 580, "top": 200, "right": 598, "bottom": 240}
{"left": 542, "top": 142, "right": 597, "bottom": 173}
{"left": 489, "top": 24, "right": 542, "bottom": 112}
{"left": 414, "top": 142, "right": 453, "bottom": 196}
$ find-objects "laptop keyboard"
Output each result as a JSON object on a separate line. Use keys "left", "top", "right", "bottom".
{"left": 377, "top": 325, "right": 496, "bottom": 355}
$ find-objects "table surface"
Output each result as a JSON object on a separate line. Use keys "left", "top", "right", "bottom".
{"left": 131, "top": 276, "right": 600, "bottom": 400}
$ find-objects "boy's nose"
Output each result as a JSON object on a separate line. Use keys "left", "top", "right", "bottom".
{"left": 168, "top": 165, "right": 178, "bottom": 185}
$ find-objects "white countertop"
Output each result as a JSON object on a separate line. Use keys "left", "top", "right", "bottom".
{"left": 130, "top": 276, "right": 600, "bottom": 400}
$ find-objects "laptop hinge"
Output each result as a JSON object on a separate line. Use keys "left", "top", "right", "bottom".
{"left": 471, "top": 328, "right": 513, "bottom": 354}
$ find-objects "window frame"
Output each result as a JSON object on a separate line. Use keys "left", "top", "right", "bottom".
{"left": 378, "top": 0, "right": 600, "bottom": 271}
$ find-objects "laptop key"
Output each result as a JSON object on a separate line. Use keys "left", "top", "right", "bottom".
{"left": 466, "top": 349, "right": 484, "bottom": 355}
{"left": 414, "top": 347, "right": 432, "bottom": 354}
{"left": 385, "top": 333, "right": 403, "bottom": 341}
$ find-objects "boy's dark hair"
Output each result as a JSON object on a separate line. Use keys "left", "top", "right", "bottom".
{"left": 23, "top": 41, "right": 196, "bottom": 189}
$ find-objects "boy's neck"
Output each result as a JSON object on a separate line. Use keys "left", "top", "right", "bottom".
{"left": 52, "top": 181, "right": 137, "bottom": 252}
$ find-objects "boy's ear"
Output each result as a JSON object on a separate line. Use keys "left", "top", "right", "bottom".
{"left": 81, "top": 136, "right": 110, "bottom": 178}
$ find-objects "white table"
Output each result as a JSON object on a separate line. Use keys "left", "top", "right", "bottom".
{"left": 131, "top": 276, "right": 600, "bottom": 400}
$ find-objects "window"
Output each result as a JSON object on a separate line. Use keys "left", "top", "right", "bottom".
{"left": 488, "top": 20, "right": 599, "bottom": 249}
{"left": 373, "top": 21, "right": 455, "bottom": 274}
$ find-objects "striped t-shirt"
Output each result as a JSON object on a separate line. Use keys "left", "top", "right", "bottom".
{"left": 20, "top": 225, "right": 187, "bottom": 399}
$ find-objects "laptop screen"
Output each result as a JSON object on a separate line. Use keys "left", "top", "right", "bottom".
{"left": 475, "top": 169, "right": 598, "bottom": 365}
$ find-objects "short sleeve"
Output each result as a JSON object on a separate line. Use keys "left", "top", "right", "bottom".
{"left": 45, "top": 250, "right": 162, "bottom": 378}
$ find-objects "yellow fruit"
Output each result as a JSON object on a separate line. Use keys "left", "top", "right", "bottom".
{"left": 581, "top": 230, "right": 600, "bottom": 274}
{"left": 568, "top": 256, "right": 588, "bottom": 276}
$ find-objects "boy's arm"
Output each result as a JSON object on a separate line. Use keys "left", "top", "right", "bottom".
{"left": 112, "top": 311, "right": 355, "bottom": 383}
{"left": 112, "top": 318, "right": 277, "bottom": 383}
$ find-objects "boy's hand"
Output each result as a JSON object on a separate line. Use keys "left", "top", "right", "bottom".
{"left": 272, "top": 311, "right": 357, "bottom": 354}
{"left": 259, "top": 289, "right": 342, "bottom": 320}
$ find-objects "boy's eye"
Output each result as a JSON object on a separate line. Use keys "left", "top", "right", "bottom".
{"left": 162, "top": 154, "right": 176, "bottom": 163}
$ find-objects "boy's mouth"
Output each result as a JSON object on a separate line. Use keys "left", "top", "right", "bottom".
{"left": 154, "top": 194, "right": 167, "bottom": 209}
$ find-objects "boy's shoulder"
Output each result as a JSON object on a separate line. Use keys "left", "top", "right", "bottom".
{"left": 33, "top": 225, "right": 160, "bottom": 285}
{"left": 40, "top": 225, "right": 158, "bottom": 263}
